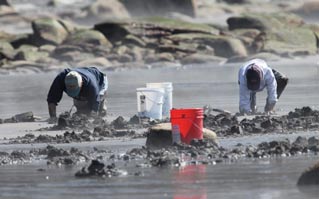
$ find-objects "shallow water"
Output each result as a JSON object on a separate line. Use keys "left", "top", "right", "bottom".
{"left": 0, "top": 156, "right": 318, "bottom": 199}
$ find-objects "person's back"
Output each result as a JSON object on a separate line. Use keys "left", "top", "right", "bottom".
{"left": 47, "top": 67, "right": 108, "bottom": 122}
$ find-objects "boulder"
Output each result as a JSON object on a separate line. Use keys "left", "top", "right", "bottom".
{"left": 144, "top": 53, "right": 175, "bottom": 63}
{"left": 168, "top": 33, "right": 247, "bottom": 58}
{"left": 64, "top": 29, "right": 112, "bottom": 48}
{"left": 293, "top": 1, "right": 319, "bottom": 18}
{"left": 94, "top": 17, "right": 219, "bottom": 44}
{"left": 14, "top": 45, "right": 49, "bottom": 62}
{"left": 77, "top": 57, "right": 112, "bottom": 68}
{"left": 14, "top": 50, "right": 49, "bottom": 62}
{"left": 39, "top": 45, "right": 56, "bottom": 53}
{"left": 227, "top": 13, "right": 304, "bottom": 31}
{"left": 181, "top": 53, "right": 226, "bottom": 65}
{"left": 221, "top": 0, "right": 249, "bottom": 4}
{"left": 120, "top": 0, "right": 197, "bottom": 17}
{"left": 122, "top": 34, "right": 146, "bottom": 47}
{"left": 0, "top": 41, "right": 15, "bottom": 59}
{"left": 31, "top": 18, "right": 69, "bottom": 45}
{"left": 1, "top": 60, "right": 46, "bottom": 71}
{"left": 195, "top": 35, "right": 247, "bottom": 58}
{"left": 227, "top": 13, "right": 317, "bottom": 56}
{"left": 246, "top": 52, "right": 281, "bottom": 62}
{"left": 84, "top": 0, "right": 130, "bottom": 20}
{"left": 297, "top": 161, "right": 319, "bottom": 185}
{"left": 0, "top": 0, "right": 16, "bottom": 16}
{"left": 263, "top": 28, "right": 317, "bottom": 56}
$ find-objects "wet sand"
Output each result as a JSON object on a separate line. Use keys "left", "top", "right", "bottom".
{"left": 0, "top": 53, "right": 319, "bottom": 199}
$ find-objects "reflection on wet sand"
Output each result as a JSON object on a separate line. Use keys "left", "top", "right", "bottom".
{"left": 173, "top": 164, "right": 207, "bottom": 199}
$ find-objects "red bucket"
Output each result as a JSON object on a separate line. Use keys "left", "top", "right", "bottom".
{"left": 170, "top": 108, "right": 204, "bottom": 144}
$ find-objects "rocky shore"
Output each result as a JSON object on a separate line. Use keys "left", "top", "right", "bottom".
{"left": 0, "top": 0, "right": 318, "bottom": 74}
{"left": 0, "top": 106, "right": 318, "bottom": 183}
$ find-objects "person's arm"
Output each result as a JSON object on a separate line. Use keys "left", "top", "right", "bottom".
{"left": 238, "top": 68, "right": 251, "bottom": 114}
{"left": 264, "top": 69, "right": 277, "bottom": 113}
{"left": 239, "top": 83, "right": 252, "bottom": 114}
{"left": 47, "top": 70, "right": 67, "bottom": 119}
{"left": 48, "top": 103, "right": 57, "bottom": 118}
{"left": 47, "top": 103, "right": 58, "bottom": 123}
{"left": 86, "top": 80, "right": 100, "bottom": 115}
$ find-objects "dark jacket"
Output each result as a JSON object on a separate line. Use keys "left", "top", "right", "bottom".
{"left": 47, "top": 67, "right": 105, "bottom": 111}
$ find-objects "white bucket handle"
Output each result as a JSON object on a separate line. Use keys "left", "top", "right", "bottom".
{"left": 139, "top": 91, "right": 163, "bottom": 105}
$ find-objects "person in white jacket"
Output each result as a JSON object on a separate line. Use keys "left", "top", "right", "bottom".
{"left": 238, "top": 59, "right": 288, "bottom": 115}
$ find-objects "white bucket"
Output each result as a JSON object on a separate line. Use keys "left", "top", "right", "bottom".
{"left": 146, "top": 82, "right": 173, "bottom": 118}
{"left": 136, "top": 87, "right": 165, "bottom": 120}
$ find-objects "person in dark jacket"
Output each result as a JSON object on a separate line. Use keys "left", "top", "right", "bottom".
{"left": 47, "top": 67, "right": 108, "bottom": 122}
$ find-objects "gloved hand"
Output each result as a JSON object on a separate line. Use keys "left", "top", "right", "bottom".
{"left": 47, "top": 117, "right": 57, "bottom": 124}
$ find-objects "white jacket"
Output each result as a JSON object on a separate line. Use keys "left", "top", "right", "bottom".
{"left": 238, "top": 59, "right": 277, "bottom": 113}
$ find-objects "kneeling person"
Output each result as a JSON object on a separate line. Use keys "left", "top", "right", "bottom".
{"left": 47, "top": 67, "right": 108, "bottom": 121}
{"left": 238, "top": 59, "right": 288, "bottom": 115}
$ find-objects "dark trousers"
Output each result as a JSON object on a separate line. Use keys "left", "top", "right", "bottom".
{"left": 272, "top": 69, "right": 288, "bottom": 99}
{"left": 250, "top": 69, "right": 288, "bottom": 112}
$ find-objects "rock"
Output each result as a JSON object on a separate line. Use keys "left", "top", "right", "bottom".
{"left": 203, "top": 128, "right": 218, "bottom": 143}
{"left": 263, "top": 28, "right": 317, "bottom": 56}
{"left": 14, "top": 47, "right": 49, "bottom": 62}
{"left": 122, "top": 34, "right": 146, "bottom": 47}
{"left": 77, "top": 57, "right": 112, "bottom": 68}
{"left": 94, "top": 17, "right": 219, "bottom": 44}
{"left": 246, "top": 52, "right": 281, "bottom": 62}
{"left": 31, "top": 18, "right": 69, "bottom": 45}
{"left": 0, "top": 41, "right": 15, "bottom": 59}
{"left": 128, "top": 46, "right": 145, "bottom": 61}
{"left": 216, "top": 37, "right": 248, "bottom": 58}
{"left": 260, "top": 119, "right": 272, "bottom": 129}
{"left": 39, "top": 45, "right": 56, "bottom": 53}
{"left": 221, "top": 0, "right": 249, "bottom": 4}
{"left": 56, "top": 51, "right": 95, "bottom": 62}
{"left": 297, "top": 161, "right": 319, "bottom": 185}
{"left": 227, "top": 13, "right": 317, "bottom": 56}
{"left": 0, "top": 0, "right": 16, "bottom": 16}
{"left": 1, "top": 60, "right": 46, "bottom": 71}
{"left": 64, "top": 29, "right": 113, "bottom": 48}
{"left": 308, "top": 137, "right": 319, "bottom": 147}
{"left": 87, "top": 160, "right": 105, "bottom": 174}
{"left": 111, "top": 116, "right": 127, "bottom": 129}
{"left": 120, "top": 0, "right": 197, "bottom": 17}
{"left": 293, "top": 1, "right": 319, "bottom": 17}
{"left": 145, "top": 53, "right": 175, "bottom": 63}
{"left": 230, "top": 125, "right": 243, "bottom": 134}
{"left": 4, "top": 112, "right": 35, "bottom": 123}
{"left": 84, "top": 0, "right": 130, "bottom": 20}
{"left": 181, "top": 53, "right": 226, "bottom": 64}
{"left": 227, "top": 13, "right": 304, "bottom": 31}
{"left": 0, "top": 0, "right": 10, "bottom": 6}
{"left": 129, "top": 115, "right": 140, "bottom": 124}
{"left": 10, "top": 34, "right": 33, "bottom": 49}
